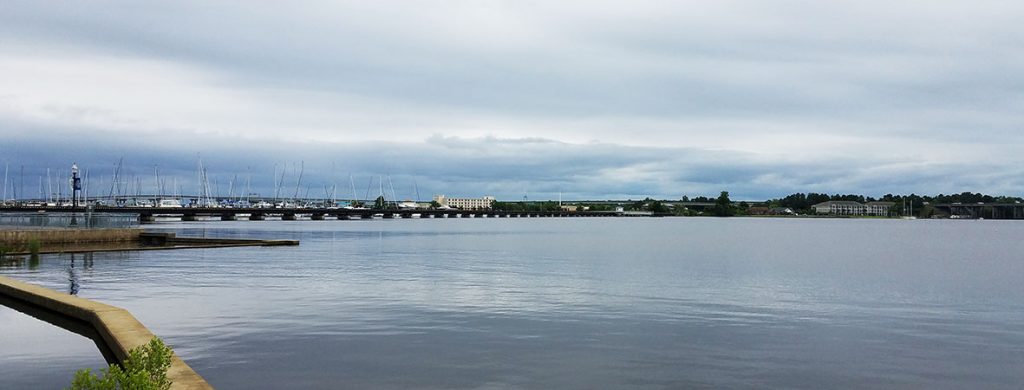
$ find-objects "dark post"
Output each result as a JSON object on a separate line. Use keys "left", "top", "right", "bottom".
{"left": 70, "top": 163, "right": 82, "bottom": 226}
{"left": 71, "top": 163, "right": 82, "bottom": 208}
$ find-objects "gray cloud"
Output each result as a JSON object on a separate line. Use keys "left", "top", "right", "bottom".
{"left": 1, "top": 1, "right": 1023, "bottom": 199}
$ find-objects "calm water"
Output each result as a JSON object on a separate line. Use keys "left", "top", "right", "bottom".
{"left": 2, "top": 218, "right": 1024, "bottom": 389}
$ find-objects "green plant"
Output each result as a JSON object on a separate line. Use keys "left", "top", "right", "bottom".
{"left": 27, "top": 239, "right": 41, "bottom": 255}
{"left": 68, "top": 337, "right": 173, "bottom": 390}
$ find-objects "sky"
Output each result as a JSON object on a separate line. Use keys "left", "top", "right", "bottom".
{"left": 1, "top": 1, "right": 1023, "bottom": 201}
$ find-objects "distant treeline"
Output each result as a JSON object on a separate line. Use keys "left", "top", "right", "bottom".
{"left": 766, "top": 192, "right": 1024, "bottom": 213}
{"left": 491, "top": 191, "right": 1023, "bottom": 217}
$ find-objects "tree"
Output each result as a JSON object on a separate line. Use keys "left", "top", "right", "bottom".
{"left": 713, "top": 191, "right": 734, "bottom": 217}
{"left": 429, "top": 200, "right": 441, "bottom": 209}
{"left": 372, "top": 195, "right": 386, "bottom": 210}
{"left": 648, "top": 200, "right": 668, "bottom": 213}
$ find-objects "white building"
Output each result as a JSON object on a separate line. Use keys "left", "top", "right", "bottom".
{"left": 812, "top": 201, "right": 865, "bottom": 215}
{"left": 865, "top": 201, "right": 895, "bottom": 216}
{"left": 812, "top": 201, "right": 895, "bottom": 216}
{"left": 433, "top": 195, "right": 496, "bottom": 210}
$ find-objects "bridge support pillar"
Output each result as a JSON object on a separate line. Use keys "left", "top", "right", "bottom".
{"left": 249, "top": 213, "right": 265, "bottom": 221}
{"left": 139, "top": 214, "right": 155, "bottom": 223}
{"left": 282, "top": 214, "right": 297, "bottom": 221}
{"left": 311, "top": 214, "right": 325, "bottom": 220}
{"left": 181, "top": 214, "right": 198, "bottom": 222}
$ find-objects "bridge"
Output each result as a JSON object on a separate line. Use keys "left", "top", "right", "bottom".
{"left": 0, "top": 206, "right": 632, "bottom": 223}
{"left": 932, "top": 203, "right": 1024, "bottom": 219}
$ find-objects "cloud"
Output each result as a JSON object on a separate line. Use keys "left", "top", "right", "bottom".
{"left": 1, "top": 1, "right": 1023, "bottom": 199}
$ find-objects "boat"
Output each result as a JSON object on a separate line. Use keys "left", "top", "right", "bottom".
{"left": 158, "top": 199, "right": 183, "bottom": 208}
{"left": 901, "top": 199, "right": 917, "bottom": 220}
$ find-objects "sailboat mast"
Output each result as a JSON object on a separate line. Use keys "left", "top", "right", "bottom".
{"left": 293, "top": 161, "right": 304, "bottom": 202}
{"left": 387, "top": 175, "right": 398, "bottom": 207}
{"left": 244, "top": 167, "right": 251, "bottom": 203}
{"left": 2, "top": 162, "right": 8, "bottom": 202}
{"left": 350, "top": 174, "right": 358, "bottom": 203}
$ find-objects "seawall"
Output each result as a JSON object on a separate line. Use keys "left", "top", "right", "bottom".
{"left": 0, "top": 228, "right": 143, "bottom": 246}
{"left": 0, "top": 276, "right": 213, "bottom": 389}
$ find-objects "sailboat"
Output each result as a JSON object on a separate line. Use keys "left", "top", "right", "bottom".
{"left": 343, "top": 174, "right": 368, "bottom": 210}
{"left": 901, "top": 198, "right": 917, "bottom": 220}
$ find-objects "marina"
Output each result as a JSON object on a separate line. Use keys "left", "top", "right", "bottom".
{"left": 0, "top": 205, "right": 626, "bottom": 223}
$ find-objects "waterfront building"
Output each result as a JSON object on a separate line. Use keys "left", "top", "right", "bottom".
{"left": 865, "top": 201, "right": 896, "bottom": 216}
{"left": 769, "top": 207, "right": 796, "bottom": 215}
{"left": 812, "top": 201, "right": 895, "bottom": 216}
{"left": 812, "top": 201, "right": 866, "bottom": 215}
{"left": 433, "top": 195, "right": 496, "bottom": 210}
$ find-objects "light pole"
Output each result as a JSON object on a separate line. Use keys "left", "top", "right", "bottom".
{"left": 70, "top": 163, "right": 82, "bottom": 227}
{"left": 71, "top": 163, "right": 82, "bottom": 208}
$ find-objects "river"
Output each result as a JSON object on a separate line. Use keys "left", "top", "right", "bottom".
{"left": 2, "top": 218, "right": 1023, "bottom": 389}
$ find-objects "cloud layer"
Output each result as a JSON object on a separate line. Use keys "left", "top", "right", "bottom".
{"left": 2, "top": 1, "right": 1023, "bottom": 200}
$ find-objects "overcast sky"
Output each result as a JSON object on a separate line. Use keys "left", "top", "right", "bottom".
{"left": 1, "top": 1, "right": 1022, "bottom": 201}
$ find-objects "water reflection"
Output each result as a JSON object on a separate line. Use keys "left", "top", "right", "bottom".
{"left": 0, "top": 295, "right": 117, "bottom": 365}
{"left": 65, "top": 253, "right": 94, "bottom": 296}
